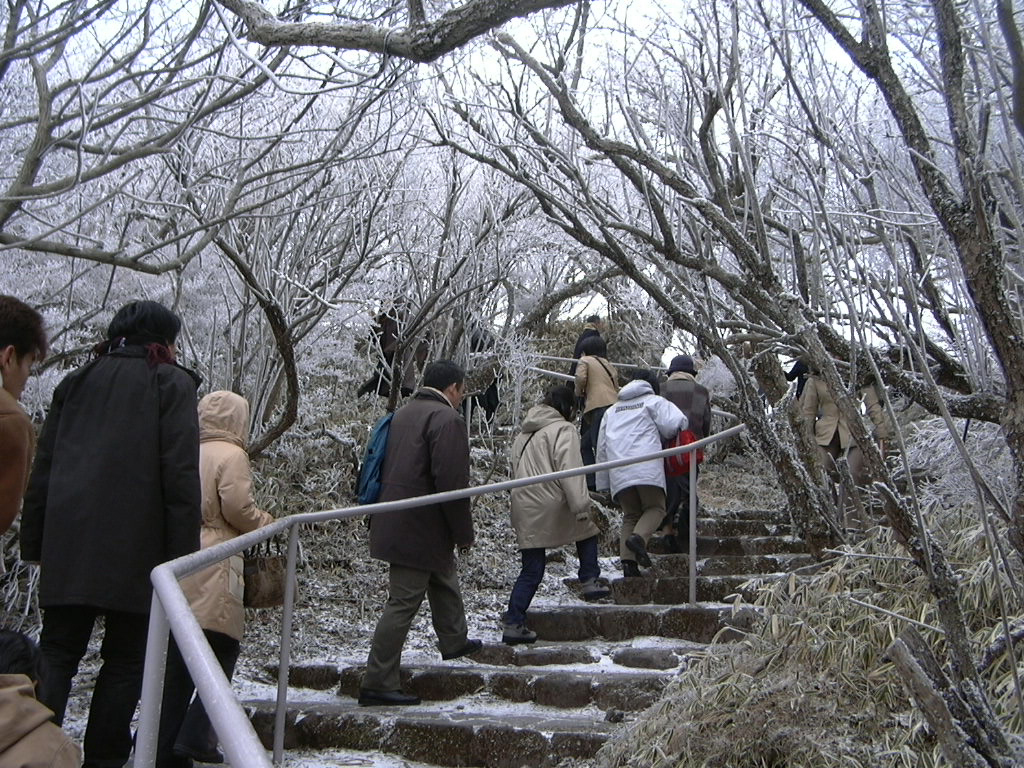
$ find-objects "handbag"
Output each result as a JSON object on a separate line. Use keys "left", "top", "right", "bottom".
{"left": 243, "top": 538, "right": 291, "bottom": 609}
{"left": 664, "top": 429, "right": 704, "bottom": 477}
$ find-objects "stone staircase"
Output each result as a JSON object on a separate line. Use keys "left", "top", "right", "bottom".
{"left": 244, "top": 507, "right": 810, "bottom": 767}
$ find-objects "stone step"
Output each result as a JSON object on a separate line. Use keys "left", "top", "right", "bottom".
{"left": 247, "top": 699, "right": 617, "bottom": 768}
{"left": 331, "top": 662, "right": 670, "bottom": 711}
{"left": 645, "top": 535, "right": 807, "bottom": 556}
{"left": 641, "top": 552, "right": 816, "bottom": 576}
{"left": 684, "top": 518, "right": 793, "bottom": 537}
{"left": 611, "top": 574, "right": 774, "bottom": 604}
{"left": 703, "top": 508, "right": 791, "bottom": 522}
{"left": 273, "top": 641, "right": 701, "bottom": 697}
{"left": 525, "top": 603, "right": 759, "bottom": 643}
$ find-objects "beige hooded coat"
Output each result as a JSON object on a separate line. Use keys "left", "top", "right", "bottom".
{"left": 800, "top": 376, "right": 893, "bottom": 450}
{"left": 0, "top": 674, "right": 80, "bottom": 768}
{"left": 179, "top": 391, "right": 273, "bottom": 641}
{"left": 574, "top": 356, "right": 619, "bottom": 414}
{"left": 509, "top": 405, "right": 599, "bottom": 550}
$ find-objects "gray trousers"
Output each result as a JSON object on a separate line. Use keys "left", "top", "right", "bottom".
{"left": 618, "top": 485, "right": 666, "bottom": 561}
{"left": 363, "top": 563, "right": 469, "bottom": 691}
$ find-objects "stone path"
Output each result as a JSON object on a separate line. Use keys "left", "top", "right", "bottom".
{"left": 244, "top": 508, "right": 809, "bottom": 767}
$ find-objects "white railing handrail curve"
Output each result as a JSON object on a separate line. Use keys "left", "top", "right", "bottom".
{"left": 137, "top": 421, "right": 746, "bottom": 768}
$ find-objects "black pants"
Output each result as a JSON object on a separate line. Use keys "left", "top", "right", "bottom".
{"left": 38, "top": 605, "right": 149, "bottom": 768}
{"left": 580, "top": 406, "right": 609, "bottom": 491}
{"left": 666, "top": 465, "right": 701, "bottom": 536}
{"left": 157, "top": 629, "right": 240, "bottom": 767}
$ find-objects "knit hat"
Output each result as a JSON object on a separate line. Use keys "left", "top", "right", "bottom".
{"left": 668, "top": 354, "right": 696, "bottom": 375}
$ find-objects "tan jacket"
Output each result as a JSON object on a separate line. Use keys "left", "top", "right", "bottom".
{"left": 510, "top": 405, "right": 598, "bottom": 550}
{"left": 0, "top": 388, "right": 34, "bottom": 536}
{"left": 801, "top": 375, "right": 893, "bottom": 450}
{"left": 0, "top": 674, "right": 80, "bottom": 768}
{"left": 179, "top": 392, "right": 273, "bottom": 641}
{"left": 574, "top": 356, "right": 619, "bottom": 414}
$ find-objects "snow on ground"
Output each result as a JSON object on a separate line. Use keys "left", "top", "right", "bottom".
{"left": 57, "top": 448, "right": 784, "bottom": 766}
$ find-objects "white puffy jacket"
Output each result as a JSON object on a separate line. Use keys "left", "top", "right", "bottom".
{"left": 595, "top": 379, "right": 687, "bottom": 498}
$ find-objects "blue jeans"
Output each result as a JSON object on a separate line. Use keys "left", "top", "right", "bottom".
{"left": 505, "top": 535, "right": 600, "bottom": 625}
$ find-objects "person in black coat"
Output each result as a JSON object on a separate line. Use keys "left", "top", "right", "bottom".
{"left": 21, "top": 300, "right": 201, "bottom": 768}
{"left": 568, "top": 315, "right": 604, "bottom": 377}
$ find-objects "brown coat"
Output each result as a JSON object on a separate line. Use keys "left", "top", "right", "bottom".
{"left": 179, "top": 392, "right": 273, "bottom": 641}
{"left": 0, "top": 674, "right": 80, "bottom": 768}
{"left": 800, "top": 375, "right": 893, "bottom": 450}
{"left": 574, "top": 356, "right": 619, "bottom": 414}
{"left": 510, "top": 405, "right": 598, "bottom": 550}
{"left": 0, "top": 388, "right": 33, "bottom": 537}
{"left": 370, "top": 388, "right": 473, "bottom": 574}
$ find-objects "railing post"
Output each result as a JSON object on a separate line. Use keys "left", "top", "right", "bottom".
{"left": 688, "top": 451, "right": 698, "bottom": 606}
{"left": 273, "top": 523, "right": 300, "bottom": 765}
{"left": 136, "top": 592, "right": 170, "bottom": 768}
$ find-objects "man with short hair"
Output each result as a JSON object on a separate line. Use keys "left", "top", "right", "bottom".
{"left": 571, "top": 315, "right": 604, "bottom": 360}
{"left": 359, "top": 360, "right": 481, "bottom": 706}
{"left": 660, "top": 355, "right": 712, "bottom": 551}
{"left": 0, "top": 295, "right": 48, "bottom": 536}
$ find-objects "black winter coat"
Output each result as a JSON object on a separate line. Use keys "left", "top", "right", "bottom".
{"left": 369, "top": 388, "right": 473, "bottom": 574}
{"left": 21, "top": 346, "right": 201, "bottom": 613}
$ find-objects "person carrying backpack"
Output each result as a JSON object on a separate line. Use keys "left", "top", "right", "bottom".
{"left": 660, "top": 355, "right": 712, "bottom": 553}
{"left": 359, "top": 360, "right": 480, "bottom": 707}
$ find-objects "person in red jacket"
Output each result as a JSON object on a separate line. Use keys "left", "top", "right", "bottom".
{"left": 0, "top": 296, "right": 48, "bottom": 538}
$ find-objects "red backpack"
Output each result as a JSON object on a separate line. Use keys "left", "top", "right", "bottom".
{"left": 664, "top": 429, "right": 704, "bottom": 477}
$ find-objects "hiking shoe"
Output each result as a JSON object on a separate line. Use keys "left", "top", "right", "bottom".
{"left": 358, "top": 688, "right": 421, "bottom": 706}
{"left": 622, "top": 560, "right": 642, "bottom": 578}
{"left": 502, "top": 622, "right": 538, "bottom": 645}
{"left": 580, "top": 578, "right": 610, "bottom": 601}
{"left": 626, "top": 534, "right": 652, "bottom": 567}
{"left": 442, "top": 638, "right": 483, "bottom": 660}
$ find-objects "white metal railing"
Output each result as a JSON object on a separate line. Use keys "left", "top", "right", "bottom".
{"left": 137, "top": 388, "right": 744, "bottom": 767}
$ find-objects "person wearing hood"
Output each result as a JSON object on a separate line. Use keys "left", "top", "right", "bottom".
{"left": 0, "top": 296, "right": 48, "bottom": 541}
{"left": 156, "top": 391, "right": 275, "bottom": 767}
{"left": 660, "top": 355, "right": 712, "bottom": 552}
{"left": 502, "top": 385, "right": 610, "bottom": 645}
{"left": 573, "top": 334, "right": 619, "bottom": 491}
{"left": 0, "top": 629, "right": 80, "bottom": 768}
{"left": 596, "top": 370, "right": 687, "bottom": 577}
{"left": 21, "top": 300, "right": 201, "bottom": 768}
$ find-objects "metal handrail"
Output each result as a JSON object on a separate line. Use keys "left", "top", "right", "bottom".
{"left": 137, "top": 423, "right": 745, "bottom": 767}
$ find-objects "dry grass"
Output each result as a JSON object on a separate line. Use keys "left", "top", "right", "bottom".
{"left": 596, "top": 416, "right": 1022, "bottom": 768}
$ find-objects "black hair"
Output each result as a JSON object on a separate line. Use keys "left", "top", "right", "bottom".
{"left": 542, "top": 384, "right": 577, "bottom": 421}
{"left": 0, "top": 629, "right": 46, "bottom": 684}
{"left": 0, "top": 296, "right": 48, "bottom": 359}
{"left": 107, "top": 301, "right": 182, "bottom": 346}
{"left": 579, "top": 334, "right": 607, "bottom": 358}
{"left": 422, "top": 359, "right": 465, "bottom": 391}
{"left": 585, "top": 315, "right": 601, "bottom": 324}
{"left": 630, "top": 368, "right": 660, "bottom": 395}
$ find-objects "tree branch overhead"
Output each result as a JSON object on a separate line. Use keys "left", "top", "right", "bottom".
{"left": 215, "top": 0, "right": 576, "bottom": 62}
